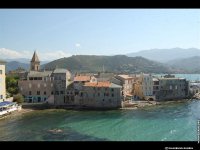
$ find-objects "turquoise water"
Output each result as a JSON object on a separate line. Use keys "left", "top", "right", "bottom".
{"left": 0, "top": 100, "right": 199, "bottom": 141}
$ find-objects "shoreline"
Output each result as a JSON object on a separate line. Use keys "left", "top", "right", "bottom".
{"left": 21, "top": 99, "right": 193, "bottom": 111}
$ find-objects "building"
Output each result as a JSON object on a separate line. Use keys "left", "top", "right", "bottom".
{"left": 19, "top": 70, "right": 54, "bottom": 103}
{"left": 0, "top": 60, "right": 6, "bottom": 102}
{"left": 74, "top": 81, "right": 122, "bottom": 108}
{"left": 134, "top": 73, "right": 155, "bottom": 101}
{"left": 73, "top": 75, "right": 97, "bottom": 91}
{"left": 53, "top": 68, "right": 71, "bottom": 105}
{"left": 153, "top": 76, "right": 189, "bottom": 101}
{"left": 112, "top": 74, "right": 135, "bottom": 100}
{"left": 18, "top": 51, "right": 71, "bottom": 103}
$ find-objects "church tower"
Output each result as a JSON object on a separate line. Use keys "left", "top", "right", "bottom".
{"left": 30, "top": 51, "right": 40, "bottom": 71}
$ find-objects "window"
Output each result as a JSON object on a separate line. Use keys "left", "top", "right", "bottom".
{"left": 169, "top": 85, "right": 172, "bottom": 90}
{"left": 44, "top": 83, "right": 47, "bottom": 87}
{"left": 0, "top": 95, "right": 3, "bottom": 99}
{"left": 29, "top": 83, "right": 32, "bottom": 88}
{"left": 112, "top": 94, "right": 114, "bottom": 97}
{"left": 111, "top": 88, "right": 114, "bottom": 92}
{"left": 29, "top": 91, "right": 32, "bottom": 95}
{"left": 29, "top": 77, "right": 33, "bottom": 80}
{"left": 0, "top": 70, "right": 2, "bottom": 74}
{"left": 44, "top": 97, "right": 47, "bottom": 101}
{"left": 44, "top": 91, "right": 46, "bottom": 95}
{"left": 56, "top": 91, "right": 59, "bottom": 95}
{"left": 51, "top": 91, "right": 53, "bottom": 95}
{"left": 98, "top": 93, "right": 100, "bottom": 97}
{"left": 60, "top": 91, "right": 64, "bottom": 94}
{"left": 37, "top": 91, "right": 40, "bottom": 95}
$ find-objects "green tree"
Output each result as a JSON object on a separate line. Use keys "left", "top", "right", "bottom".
{"left": 13, "top": 93, "right": 24, "bottom": 104}
{"left": 6, "top": 75, "right": 19, "bottom": 96}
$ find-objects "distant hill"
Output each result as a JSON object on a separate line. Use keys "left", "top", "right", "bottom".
{"left": 6, "top": 58, "right": 49, "bottom": 65}
{"left": 6, "top": 61, "right": 29, "bottom": 72}
{"left": 42, "top": 55, "right": 175, "bottom": 74}
{"left": 167, "top": 56, "right": 200, "bottom": 73}
{"left": 126, "top": 48, "right": 200, "bottom": 63}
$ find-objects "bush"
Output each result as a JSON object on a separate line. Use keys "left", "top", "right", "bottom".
{"left": 13, "top": 94, "right": 24, "bottom": 104}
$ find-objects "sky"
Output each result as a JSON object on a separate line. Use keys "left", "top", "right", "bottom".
{"left": 1, "top": 9, "right": 200, "bottom": 61}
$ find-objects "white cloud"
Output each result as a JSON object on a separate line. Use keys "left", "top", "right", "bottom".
{"left": 41, "top": 50, "right": 72, "bottom": 61}
{"left": 0, "top": 48, "right": 71, "bottom": 61}
{"left": 0, "top": 48, "right": 32, "bottom": 59}
{"left": 75, "top": 43, "right": 81, "bottom": 48}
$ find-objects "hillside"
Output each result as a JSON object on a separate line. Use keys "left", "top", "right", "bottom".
{"left": 42, "top": 55, "right": 175, "bottom": 74}
{"left": 6, "top": 61, "right": 29, "bottom": 72}
{"left": 167, "top": 56, "right": 200, "bottom": 73}
{"left": 126, "top": 48, "right": 200, "bottom": 63}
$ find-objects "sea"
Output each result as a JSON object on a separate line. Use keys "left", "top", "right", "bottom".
{"left": 0, "top": 74, "right": 200, "bottom": 141}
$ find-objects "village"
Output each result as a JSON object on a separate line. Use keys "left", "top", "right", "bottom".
{"left": 0, "top": 51, "right": 199, "bottom": 116}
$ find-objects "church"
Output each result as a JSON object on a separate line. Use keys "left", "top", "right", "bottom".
{"left": 18, "top": 51, "right": 71, "bottom": 104}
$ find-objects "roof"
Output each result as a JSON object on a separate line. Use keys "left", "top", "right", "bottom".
{"left": 0, "top": 101, "right": 16, "bottom": 108}
{"left": 153, "top": 78, "right": 159, "bottom": 81}
{"left": 31, "top": 51, "right": 40, "bottom": 62}
{"left": 74, "top": 76, "right": 91, "bottom": 82}
{"left": 28, "top": 71, "right": 52, "bottom": 77}
{"left": 110, "top": 83, "right": 122, "bottom": 88}
{"left": 84, "top": 81, "right": 111, "bottom": 87}
{"left": 126, "top": 93, "right": 133, "bottom": 97}
{"left": 53, "top": 68, "right": 69, "bottom": 74}
{"left": 117, "top": 74, "right": 134, "bottom": 79}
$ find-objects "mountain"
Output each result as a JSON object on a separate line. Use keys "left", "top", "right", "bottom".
{"left": 126, "top": 48, "right": 200, "bottom": 63}
{"left": 167, "top": 56, "right": 200, "bottom": 73}
{"left": 6, "top": 58, "right": 49, "bottom": 65}
{"left": 42, "top": 55, "right": 175, "bottom": 74}
{"left": 6, "top": 61, "right": 29, "bottom": 72}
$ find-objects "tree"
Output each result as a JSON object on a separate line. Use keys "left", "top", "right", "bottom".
{"left": 13, "top": 93, "right": 24, "bottom": 104}
{"left": 6, "top": 75, "right": 19, "bottom": 96}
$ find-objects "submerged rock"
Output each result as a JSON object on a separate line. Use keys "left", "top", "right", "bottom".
{"left": 48, "top": 129, "right": 63, "bottom": 134}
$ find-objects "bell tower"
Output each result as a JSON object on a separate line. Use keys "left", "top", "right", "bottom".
{"left": 30, "top": 51, "right": 40, "bottom": 71}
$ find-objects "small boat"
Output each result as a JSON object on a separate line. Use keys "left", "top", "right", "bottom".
{"left": 0, "top": 101, "right": 21, "bottom": 117}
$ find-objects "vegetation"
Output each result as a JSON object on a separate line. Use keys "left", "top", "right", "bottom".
{"left": 42, "top": 55, "right": 174, "bottom": 74}
{"left": 13, "top": 93, "right": 24, "bottom": 104}
{"left": 6, "top": 75, "right": 19, "bottom": 96}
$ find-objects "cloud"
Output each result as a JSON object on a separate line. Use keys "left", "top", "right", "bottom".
{"left": 0, "top": 48, "right": 71, "bottom": 61}
{"left": 41, "top": 50, "right": 72, "bottom": 61}
{"left": 75, "top": 43, "right": 81, "bottom": 48}
{"left": 0, "top": 48, "right": 32, "bottom": 59}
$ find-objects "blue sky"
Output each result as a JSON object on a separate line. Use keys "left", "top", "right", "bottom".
{"left": 1, "top": 9, "right": 200, "bottom": 61}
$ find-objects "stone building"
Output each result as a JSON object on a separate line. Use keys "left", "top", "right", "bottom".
{"left": 52, "top": 68, "right": 71, "bottom": 105}
{"left": 134, "top": 73, "right": 155, "bottom": 101}
{"left": 75, "top": 81, "right": 122, "bottom": 108}
{"left": 18, "top": 51, "right": 71, "bottom": 103}
{"left": 153, "top": 76, "right": 189, "bottom": 101}
{"left": 112, "top": 74, "right": 135, "bottom": 100}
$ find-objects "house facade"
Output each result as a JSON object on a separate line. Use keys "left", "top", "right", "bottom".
{"left": 153, "top": 77, "right": 189, "bottom": 101}
{"left": 134, "top": 73, "right": 155, "bottom": 101}
{"left": 18, "top": 51, "right": 71, "bottom": 103}
{"left": 75, "top": 81, "right": 123, "bottom": 108}
{"left": 0, "top": 60, "right": 6, "bottom": 102}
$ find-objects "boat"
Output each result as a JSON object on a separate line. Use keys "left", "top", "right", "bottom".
{"left": 0, "top": 101, "right": 21, "bottom": 117}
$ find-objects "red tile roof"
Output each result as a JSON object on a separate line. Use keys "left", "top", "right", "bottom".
{"left": 84, "top": 81, "right": 111, "bottom": 87}
{"left": 74, "top": 76, "right": 91, "bottom": 81}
